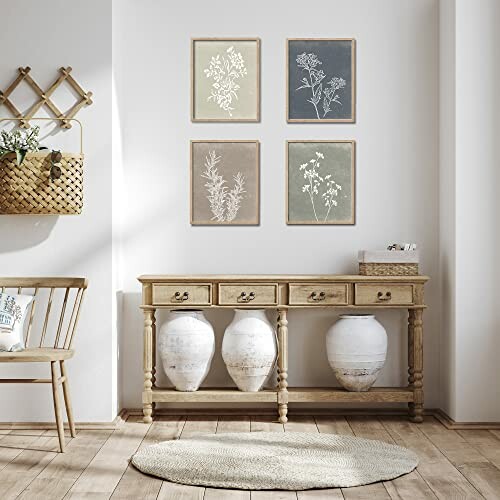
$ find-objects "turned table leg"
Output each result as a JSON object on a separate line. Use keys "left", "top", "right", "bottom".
{"left": 151, "top": 312, "right": 157, "bottom": 413}
{"left": 143, "top": 309, "right": 155, "bottom": 423}
{"left": 409, "top": 308, "right": 424, "bottom": 423}
{"left": 277, "top": 309, "right": 289, "bottom": 424}
{"left": 408, "top": 309, "right": 415, "bottom": 418}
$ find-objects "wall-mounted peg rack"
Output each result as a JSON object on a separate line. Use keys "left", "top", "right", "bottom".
{"left": 0, "top": 67, "right": 93, "bottom": 129}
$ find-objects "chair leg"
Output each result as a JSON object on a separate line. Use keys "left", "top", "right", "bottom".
{"left": 60, "top": 360, "right": 77, "bottom": 438}
{"left": 51, "top": 361, "right": 65, "bottom": 453}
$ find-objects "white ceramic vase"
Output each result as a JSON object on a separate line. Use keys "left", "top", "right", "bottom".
{"left": 159, "top": 310, "right": 215, "bottom": 391}
{"left": 222, "top": 309, "right": 277, "bottom": 392}
{"left": 326, "top": 314, "right": 387, "bottom": 392}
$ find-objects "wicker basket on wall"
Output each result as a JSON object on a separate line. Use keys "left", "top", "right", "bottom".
{"left": 0, "top": 118, "right": 83, "bottom": 215}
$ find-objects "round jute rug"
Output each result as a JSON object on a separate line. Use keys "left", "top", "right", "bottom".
{"left": 132, "top": 431, "right": 418, "bottom": 490}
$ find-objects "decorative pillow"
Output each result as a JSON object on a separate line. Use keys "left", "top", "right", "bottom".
{"left": 0, "top": 293, "right": 33, "bottom": 352}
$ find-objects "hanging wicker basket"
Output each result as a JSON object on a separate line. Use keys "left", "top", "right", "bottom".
{"left": 0, "top": 118, "right": 84, "bottom": 215}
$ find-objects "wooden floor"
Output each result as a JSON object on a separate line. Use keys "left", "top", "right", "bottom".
{"left": 1, "top": 414, "right": 500, "bottom": 499}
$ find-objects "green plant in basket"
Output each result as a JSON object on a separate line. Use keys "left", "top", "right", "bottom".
{"left": 0, "top": 126, "right": 41, "bottom": 166}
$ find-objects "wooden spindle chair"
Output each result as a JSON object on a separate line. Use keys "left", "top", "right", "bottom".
{"left": 0, "top": 278, "right": 88, "bottom": 452}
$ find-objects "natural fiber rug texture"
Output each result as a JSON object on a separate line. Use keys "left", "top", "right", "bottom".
{"left": 132, "top": 431, "right": 418, "bottom": 490}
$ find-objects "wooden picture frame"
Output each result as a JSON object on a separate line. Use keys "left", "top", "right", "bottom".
{"left": 191, "top": 38, "right": 261, "bottom": 122}
{"left": 286, "top": 140, "right": 356, "bottom": 225}
{"left": 190, "top": 140, "right": 260, "bottom": 225}
{"left": 287, "top": 38, "right": 356, "bottom": 123}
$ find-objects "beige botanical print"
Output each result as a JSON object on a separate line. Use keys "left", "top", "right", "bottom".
{"left": 204, "top": 47, "right": 247, "bottom": 117}
{"left": 191, "top": 141, "right": 259, "bottom": 225}
{"left": 201, "top": 150, "right": 246, "bottom": 222}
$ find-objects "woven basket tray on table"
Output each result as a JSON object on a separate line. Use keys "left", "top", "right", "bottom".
{"left": 359, "top": 262, "right": 419, "bottom": 276}
{"left": 0, "top": 151, "right": 83, "bottom": 214}
{"left": 358, "top": 250, "right": 419, "bottom": 276}
{"left": 0, "top": 117, "right": 84, "bottom": 215}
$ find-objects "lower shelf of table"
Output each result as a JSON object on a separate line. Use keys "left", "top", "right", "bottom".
{"left": 149, "top": 387, "right": 414, "bottom": 403}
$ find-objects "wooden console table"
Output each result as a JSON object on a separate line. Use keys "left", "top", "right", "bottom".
{"left": 138, "top": 274, "right": 428, "bottom": 424}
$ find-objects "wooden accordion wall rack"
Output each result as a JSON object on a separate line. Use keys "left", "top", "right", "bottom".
{"left": 0, "top": 67, "right": 93, "bottom": 128}
{"left": 0, "top": 67, "right": 93, "bottom": 215}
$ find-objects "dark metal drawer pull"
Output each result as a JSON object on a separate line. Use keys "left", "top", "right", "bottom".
{"left": 174, "top": 291, "right": 189, "bottom": 301}
{"left": 311, "top": 291, "right": 326, "bottom": 301}
{"left": 239, "top": 291, "right": 256, "bottom": 302}
{"left": 377, "top": 291, "right": 392, "bottom": 301}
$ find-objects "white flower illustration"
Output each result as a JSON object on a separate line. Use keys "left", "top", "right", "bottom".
{"left": 201, "top": 150, "right": 246, "bottom": 222}
{"left": 295, "top": 52, "right": 346, "bottom": 119}
{"left": 299, "top": 152, "right": 342, "bottom": 222}
{"left": 204, "top": 46, "right": 248, "bottom": 116}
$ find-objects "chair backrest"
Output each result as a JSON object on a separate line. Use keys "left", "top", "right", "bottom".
{"left": 0, "top": 277, "right": 88, "bottom": 350}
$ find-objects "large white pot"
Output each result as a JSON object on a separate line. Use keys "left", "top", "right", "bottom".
{"left": 222, "top": 309, "right": 277, "bottom": 392}
{"left": 326, "top": 314, "right": 387, "bottom": 392}
{"left": 159, "top": 310, "right": 215, "bottom": 391}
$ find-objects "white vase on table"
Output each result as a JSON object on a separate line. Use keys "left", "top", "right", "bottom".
{"left": 159, "top": 310, "right": 215, "bottom": 391}
{"left": 326, "top": 314, "right": 387, "bottom": 392}
{"left": 222, "top": 309, "right": 277, "bottom": 392}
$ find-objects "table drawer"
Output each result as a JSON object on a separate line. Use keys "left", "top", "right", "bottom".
{"left": 218, "top": 283, "right": 278, "bottom": 306}
{"left": 289, "top": 283, "right": 348, "bottom": 306}
{"left": 152, "top": 284, "right": 212, "bottom": 306}
{"left": 355, "top": 284, "right": 414, "bottom": 306}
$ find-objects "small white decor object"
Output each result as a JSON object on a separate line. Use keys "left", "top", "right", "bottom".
{"left": 0, "top": 292, "right": 33, "bottom": 352}
{"left": 222, "top": 309, "right": 277, "bottom": 392}
{"left": 326, "top": 314, "right": 387, "bottom": 391}
{"left": 159, "top": 310, "right": 215, "bottom": 391}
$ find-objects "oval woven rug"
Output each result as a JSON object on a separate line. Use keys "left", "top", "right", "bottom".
{"left": 132, "top": 432, "right": 418, "bottom": 490}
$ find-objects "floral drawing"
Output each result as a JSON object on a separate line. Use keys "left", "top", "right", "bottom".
{"left": 204, "top": 46, "right": 247, "bottom": 116}
{"left": 0, "top": 295, "right": 22, "bottom": 329}
{"left": 295, "top": 52, "right": 346, "bottom": 119}
{"left": 300, "top": 152, "right": 342, "bottom": 222}
{"left": 201, "top": 150, "right": 246, "bottom": 222}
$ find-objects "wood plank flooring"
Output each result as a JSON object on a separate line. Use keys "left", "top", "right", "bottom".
{"left": 0, "top": 414, "right": 499, "bottom": 499}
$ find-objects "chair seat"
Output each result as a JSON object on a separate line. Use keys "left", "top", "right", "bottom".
{"left": 0, "top": 348, "right": 74, "bottom": 362}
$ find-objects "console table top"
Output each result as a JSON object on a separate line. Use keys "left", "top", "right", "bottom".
{"left": 138, "top": 274, "right": 429, "bottom": 283}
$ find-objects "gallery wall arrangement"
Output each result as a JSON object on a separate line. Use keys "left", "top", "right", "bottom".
{"left": 190, "top": 37, "right": 357, "bottom": 226}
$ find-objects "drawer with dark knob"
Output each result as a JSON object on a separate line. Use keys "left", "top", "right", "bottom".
{"left": 218, "top": 284, "right": 278, "bottom": 306}
{"left": 354, "top": 284, "right": 414, "bottom": 305}
{"left": 289, "top": 284, "right": 349, "bottom": 306}
{"left": 152, "top": 284, "right": 212, "bottom": 305}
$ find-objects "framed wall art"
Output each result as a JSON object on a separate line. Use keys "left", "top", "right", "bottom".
{"left": 287, "top": 38, "right": 355, "bottom": 123}
{"left": 286, "top": 140, "right": 355, "bottom": 225}
{"left": 190, "top": 140, "right": 260, "bottom": 225}
{"left": 191, "top": 38, "right": 260, "bottom": 122}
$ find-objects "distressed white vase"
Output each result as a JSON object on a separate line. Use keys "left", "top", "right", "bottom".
{"left": 326, "top": 314, "right": 387, "bottom": 392}
{"left": 159, "top": 310, "right": 215, "bottom": 392}
{"left": 222, "top": 309, "right": 277, "bottom": 392}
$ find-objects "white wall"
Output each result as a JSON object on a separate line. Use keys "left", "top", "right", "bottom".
{"left": 0, "top": 0, "right": 115, "bottom": 422}
{"left": 113, "top": 0, "right": 440, "bottom": 411}
{"left": 440, "top": 0, "right": 500, "bottom": 422}
{"left": 439, "top": 0, "right": 457, "bottom": 419}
